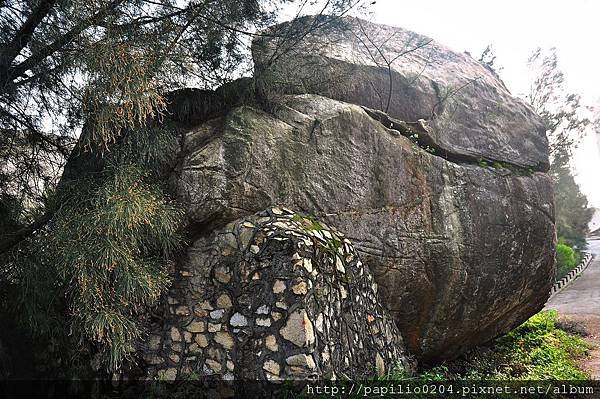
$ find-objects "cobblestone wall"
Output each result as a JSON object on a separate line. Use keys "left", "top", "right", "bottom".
{"left": 139, "top": 207, "right": 412, "bottom": 381}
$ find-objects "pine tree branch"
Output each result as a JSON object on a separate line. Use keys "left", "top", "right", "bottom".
{"left": 0, "top": 107, "right": 71, "bottom": 157}
{"left": 4, "top": 0, "right": 123, "bottom": 84}
{"left": 0, "top": 0, "right": 57, "bottom": 73}
{"left": 0, "top": 213, "right": 52, "bottom": 256}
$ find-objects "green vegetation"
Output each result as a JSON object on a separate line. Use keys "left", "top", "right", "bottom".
{"left": 2, "top": 126, "right": 184, "bottom": 372}
{"left": 555, "top": 242, "right": 579, "bottom": 280}
{"left": 0, "top": 0, "right": 356, "bottom": 377}
{"left": 49, "top": 166, "right": 182, "bottom": 371}
{"left": 528, "top": 48, "right": 594, "bottom": 253}
{"left": 292, "top": 212, "right": 347, "bottom": 273}
{"left": 553, "top": 164, "right": 594, "bottom": 252}
{"left": 407, "top": 132, "right": 434, "bottom": 154}
{"left": 387, "top": 310, "right": 593, "bottom": 382}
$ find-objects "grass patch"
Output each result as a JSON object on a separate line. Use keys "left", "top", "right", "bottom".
{"left": 388, "top": 310, "right": 593, "bottom": 381}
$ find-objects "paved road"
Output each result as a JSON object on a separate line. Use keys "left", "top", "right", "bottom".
{"left": 546, "top": 238, "right": 600, "bottom": 378}
{"left": 588, "top": 237, "right": 600, "bottom": 256}
{"left": 545, "top": 247, "right": 600, "bottom": 315}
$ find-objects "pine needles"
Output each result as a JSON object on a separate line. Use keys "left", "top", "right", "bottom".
{"left": 50, "top": 161, "right": 182, "bottom": 370}
{"left": 5, "top": 124, "right": 184, "bottom": 373}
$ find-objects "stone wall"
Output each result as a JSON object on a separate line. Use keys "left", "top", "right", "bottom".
{"left": 139, "top": 207, "right": 412, "bottom": 381}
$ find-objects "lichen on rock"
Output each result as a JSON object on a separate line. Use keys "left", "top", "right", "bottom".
{"left": 175, "top": 92, "right": 555, "bottom": 362}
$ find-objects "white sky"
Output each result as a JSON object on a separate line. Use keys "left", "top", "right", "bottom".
{"left": 372, "top": 0, "right": 600, "bottom": 207}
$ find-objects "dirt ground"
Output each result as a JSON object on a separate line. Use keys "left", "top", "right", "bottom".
{"left": 559, "top": 314, "right": 600, "bottom": 379}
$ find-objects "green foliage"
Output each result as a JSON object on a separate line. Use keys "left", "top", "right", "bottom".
{"left": 555, "top": 242, "right": 578, "bottom": 280}
{"left": 25, "top": 163, "right": 182, "bottom": 371}
{"left": 409, "top": 132, "right": 420, "bottom": 145}
{"left": 2, "top": 122, "right": 184, "bottom": 372}
{"left": 1, "top": 0, "right": 363, "bottom": 378}
{"left": 527, "top": 48, "right": 592, "bottom": 163}
{"left": 362, "top": 311, "right": 592, "bottom": 399}
{"left": 81, "top": 39, "right": 167, "bottom": 152}
{"left": 553, "top": 163, "right": 594, "bottom": 251}
{"left": 0, "top": 0, "right": 358, "bottom": 226}
{"left": 527, "top": 48, "right": 594, "bottom": 250}
{"left": 406, "top": 310, "right": 592, "bottom": 382}
{"left": 410, "top": 365, "right": 450, "bottom": 382}
{"left": 407, "top": 132, "right": 436, "bottom": 154}
{"left": 0, "top": 193, "right": 23, "bottom": 236}
{"left": 502, "top": 311, "right": 591, "bottom": 380}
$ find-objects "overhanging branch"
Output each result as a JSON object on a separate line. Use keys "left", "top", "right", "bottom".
{"left": 0, "top": 0, "right": 57, "bottom": 73}
{"left": 0, "top": 213, "right": 52, "bottom": 256}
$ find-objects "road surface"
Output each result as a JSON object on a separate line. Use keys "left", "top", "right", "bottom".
{"left": 589, "top": 236, "right": 600, "bottom": 256}
{"left": 546, "top": 241, "right": 600, "bottom": 315}
{"left": 545, "top": 238, "right": 600, "bottom": 378}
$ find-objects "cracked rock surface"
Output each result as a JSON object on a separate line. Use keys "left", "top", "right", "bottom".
{"left": 175, "top": 94, "right": 555, "bottom": 361}
{"left": 53, "top": 15, "right": 556, "bottom": 380}
{"left": 252, "top": 16, "right": 549, "bottom": 171}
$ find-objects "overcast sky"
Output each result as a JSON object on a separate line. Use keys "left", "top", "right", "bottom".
{"left": 371, "top": 0, "right": 600, "bottom": 207}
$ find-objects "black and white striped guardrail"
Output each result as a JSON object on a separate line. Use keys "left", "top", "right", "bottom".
{"left": 548, "top": 252, "right": 593, "bottom": 300}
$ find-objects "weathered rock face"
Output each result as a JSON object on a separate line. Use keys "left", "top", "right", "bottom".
{"left": 252, "top": 16, "right": 549, "bottom": 171}
{"left": 140, "top": 208, "right": 411, "bottom": 382}
{"left": 175, "top": 94, "right": 555, "bottom": 361}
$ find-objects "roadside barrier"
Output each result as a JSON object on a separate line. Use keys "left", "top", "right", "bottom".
{"left": 547, "top": 252, "right": 593, "bottom": 301}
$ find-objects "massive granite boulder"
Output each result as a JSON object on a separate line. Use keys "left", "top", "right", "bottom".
{"left": 252, "top": 16, "right": 549, "bottom": 171}
{"left": 175, "top": 93, "right": 555, "bottom": 362}
{"left": 9, "top": 16, "right": 555, "bottom": 382}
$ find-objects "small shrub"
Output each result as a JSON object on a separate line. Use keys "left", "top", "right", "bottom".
{"left": 556, "top": 242, "right": 578, "bottom": 279}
